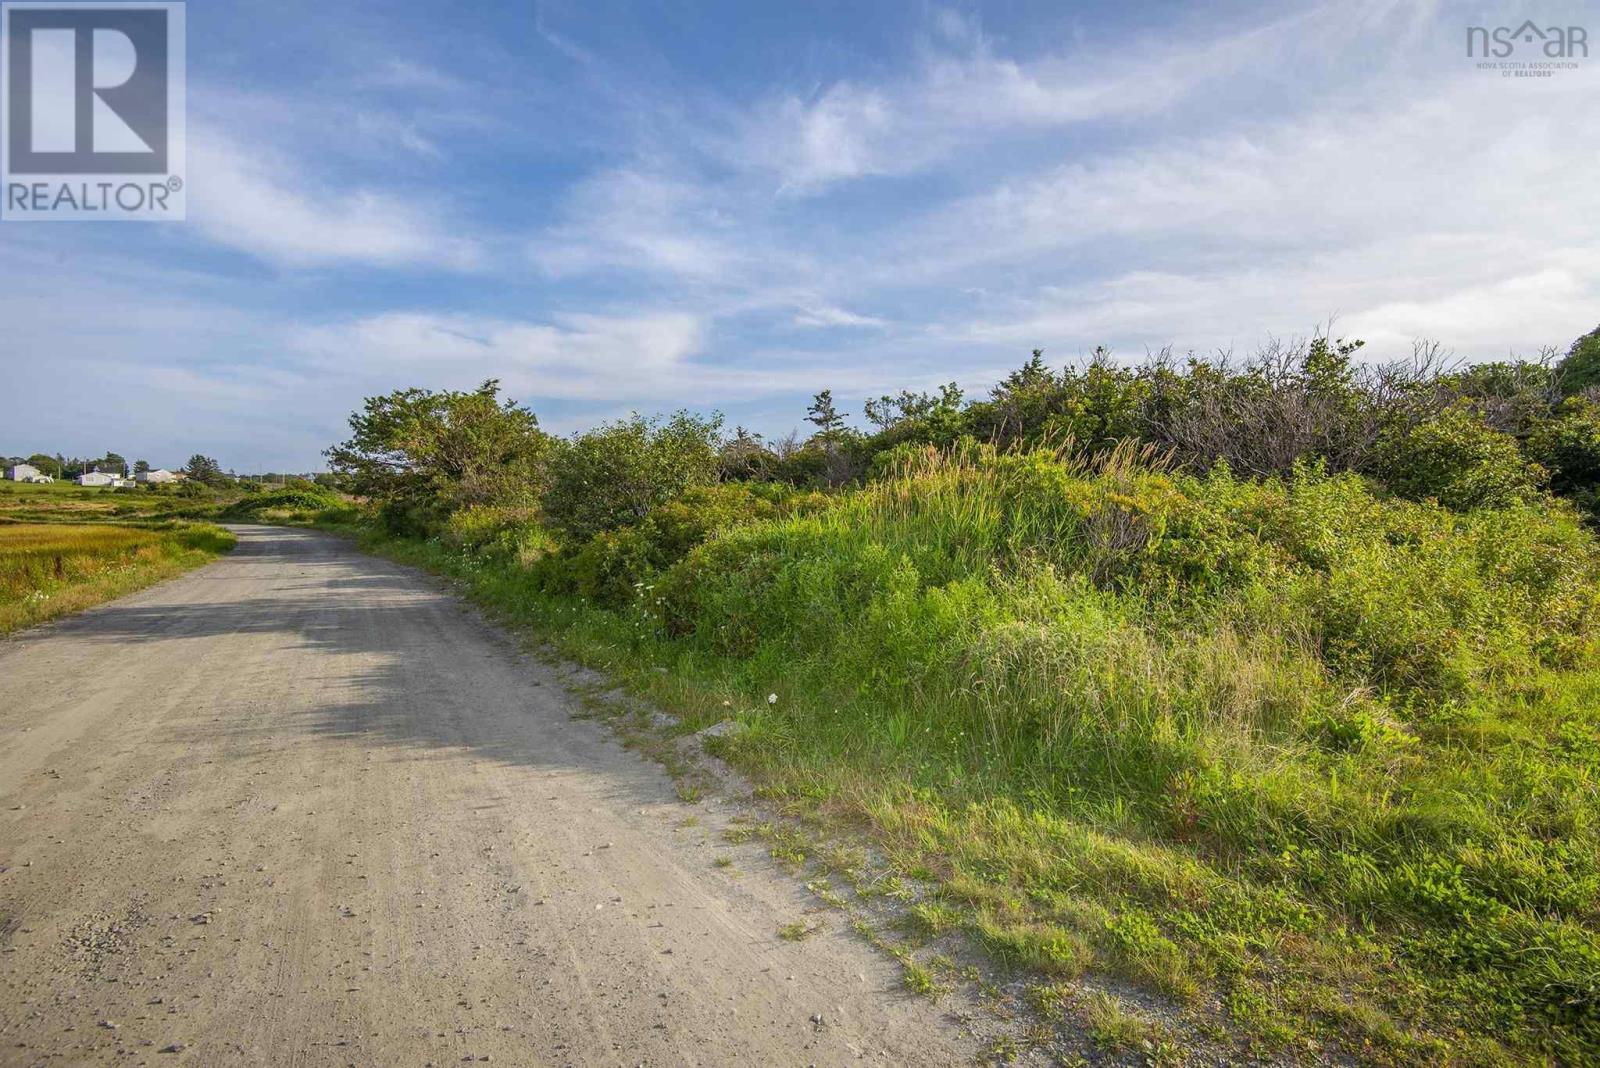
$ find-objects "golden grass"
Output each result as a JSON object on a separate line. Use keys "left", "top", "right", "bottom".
{"left": 0, "top": 523, "right": 160, "bottom": 556}
{"left": 0, "top": 522, "right": 235, "bottom": 634}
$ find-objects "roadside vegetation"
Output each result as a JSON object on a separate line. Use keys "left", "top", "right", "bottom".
{"left": 319, "top": 326, "right": 1600, "bottom": 1063}
{"left": 0, "top": 521, "right": 236, "bottom": 634}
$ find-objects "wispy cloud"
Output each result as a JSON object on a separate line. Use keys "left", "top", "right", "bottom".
{"left": 792, "top": 304, "right": 887, "bottom": 329}
{"left": 291, "top": 310, "right": 712, "bottom": 402}
{"left": 287, "top": 307, "right": 919, "bottom": 416}
{"left": 911, "top": 62, "right": 1600, "bottom": 359}
{"left": 189, "top": 128, "right": 482, "bottom": 270}
{"left": 361, "top": 56, "right": 466, "bottom": 94}
{"left": 910, "top": 68, "right": 1598, "bottom": 267}
{"left": 719, "top": 1, "right": 1398, "bottom": 192}
{"left": 529, "top": 168, "right": 744, "bottom": 281}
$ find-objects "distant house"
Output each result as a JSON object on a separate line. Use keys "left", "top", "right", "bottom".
{"left": 77, "top": 471, "right": 131, "bottom": 488}
{"left": 137, "top": 468, "right": 179, "bottom": 484}
{"left": 5, "top": 463, "right": 43, "bottom": 482}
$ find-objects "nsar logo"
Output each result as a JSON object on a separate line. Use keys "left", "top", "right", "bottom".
{"left": 1468, "top": 20, "right": 1587, "bottom": 60}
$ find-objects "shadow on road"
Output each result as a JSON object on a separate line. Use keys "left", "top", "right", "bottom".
{"left": 15, "top": 525, "right": 668, "bottom": 806}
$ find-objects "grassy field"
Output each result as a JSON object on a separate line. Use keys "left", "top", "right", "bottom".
{"left": 0, "top": 521, "right": 236, "bottom": 635}
{"left": 351, "top": 445, "right": 1600, "bottom": 1066}
{"left": 0, "top": 479, "right": 194, "bottom": 524}
{"left": 0, "top": 477, "right": 355, "bottom": 526}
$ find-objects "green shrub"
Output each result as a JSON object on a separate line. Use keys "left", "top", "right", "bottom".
{"left": 542, "top": 412, "right": 723, "bottom": 540}
{"left": 551, "top": 482, "right": 781, "bottom": 608}
{"left": 1241, "top": 466, "right": 1600, "bottom": 696}
{"left": 379, "top": 497, "right": 451, "bottom": 538}
{"left": 769, "top": 441, "right": 850, "bottom": 487}
{"left": 659, "top": 447, "right": 1598, "bottom": 706}
{"left": 1375, "top": 402, "right": 1543, "bottom": 510}
{"left": 1559, "top": 324, "right": 1600, "bottom": 396}
{"left": 440, "top": 504, "right": 553, "bottom": 563}
{"left": 217, "top": 487, "right": 345, "bottom": 522}
{"left": 1528, "top": 398, "right": 1600, "bottom": 507}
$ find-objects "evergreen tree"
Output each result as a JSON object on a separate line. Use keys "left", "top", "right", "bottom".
{"left": 806, "top": 389, "right": 845, "bottom": 436}
{"left": 185, "top": 454, "right": 226, "bottom": 485}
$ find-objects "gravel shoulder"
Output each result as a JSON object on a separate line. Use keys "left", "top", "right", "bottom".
{"left": 0, "top": 525, "right": 995, "bottom": 1066}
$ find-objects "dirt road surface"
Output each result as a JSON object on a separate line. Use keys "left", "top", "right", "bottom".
{"left": 0, "top": 526, "right": 992, "bottom": 1066}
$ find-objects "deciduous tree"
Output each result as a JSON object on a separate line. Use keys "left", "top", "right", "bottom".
{"left": 326, "top": 380, "right": 549, "bottom": 532}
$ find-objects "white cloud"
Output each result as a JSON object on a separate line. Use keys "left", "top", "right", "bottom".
{"left": 910, "top": 66, "right": 1599, "bottom": 268}
{"left": 291, "top": 310, "right": 711, "bottom": 402}
{"left": 942, "top": 239, "right": 1600, "bottom": 366}
{"left": 530, "top": 168, "right": 742, "bottom": 281}
{"left": 285, "top": 307, "right": 929, "bottom": 416}
{"left": 724, "top": 1, "right": 1403, "bottom": 192}
{"left": 751, "top": 85, "right": 898, "bottom": 190}
{"left": 362, "top": 57, "right": 465, "bottom": 94}
{"left": 792, "top": 304, "right": 887, "bottom": 329}
{"left": 885, "top": 56, "right": 1600, "bottom": 361}
{"left": 348, "top": 111, "right": 442, "bottom": 159}
{"left": 188, "top": 128, "right": 481, "bottom": 270}
{"left": 1346, "top": 263, "right": 1600, "bottom": 357}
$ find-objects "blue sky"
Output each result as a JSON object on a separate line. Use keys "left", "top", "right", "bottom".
{"left": 3, "top": 0, "right": 1598, "bottom": 472}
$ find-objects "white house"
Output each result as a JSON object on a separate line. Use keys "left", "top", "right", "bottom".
{"left": 137, "top": 468, "right": 179, "bottom": 484}
{"left": 5, "top": 463, "right": 42, "bottom": 482}
{"left": 77, "top": 471, "right": 129, "bottom": 487}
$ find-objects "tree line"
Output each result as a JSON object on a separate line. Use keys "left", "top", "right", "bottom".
{"left": 327, "top": 323, "right": 1600, "bottom": 539}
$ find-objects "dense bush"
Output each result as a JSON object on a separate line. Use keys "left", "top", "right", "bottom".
{"left": 1374, "top": 402, "right": 1544, "bottom": 510}
{"left": 1442, "top": 359, "right": 1560, "bottom": 436}
{"left": 542, "top": 412, "right": 723, "bottom": 540}
{"left": 1561, "top": 324, "right": 1600, "bottom": 396}
{"left": 659, "top": 445, "right": 1597, "bottom": 701}
{"left": 218, "top": 487, "right": 344, "bottom": 519}
{"left": 763, "top": 328, "right": 1598, "bottom": 523}
{"left": 329, "top": 325, "right": 1600, "bottom": 547}
{"left": 439, "top": 504, "right": 555, "bottom": 564}
{"left": 1529, "top": 397, "right": 1600, "bottom": 506}
{"left": 544, "top": 483, "right": 783, "bottom": 607}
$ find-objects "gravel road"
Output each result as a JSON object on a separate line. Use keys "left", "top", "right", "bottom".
{"left": 0, "top": 526, "right": 991, "bottom": 1066}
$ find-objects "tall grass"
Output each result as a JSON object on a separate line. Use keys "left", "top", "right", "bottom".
{"left": 0, "top": 521, "right": 236, "bottom": 634}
